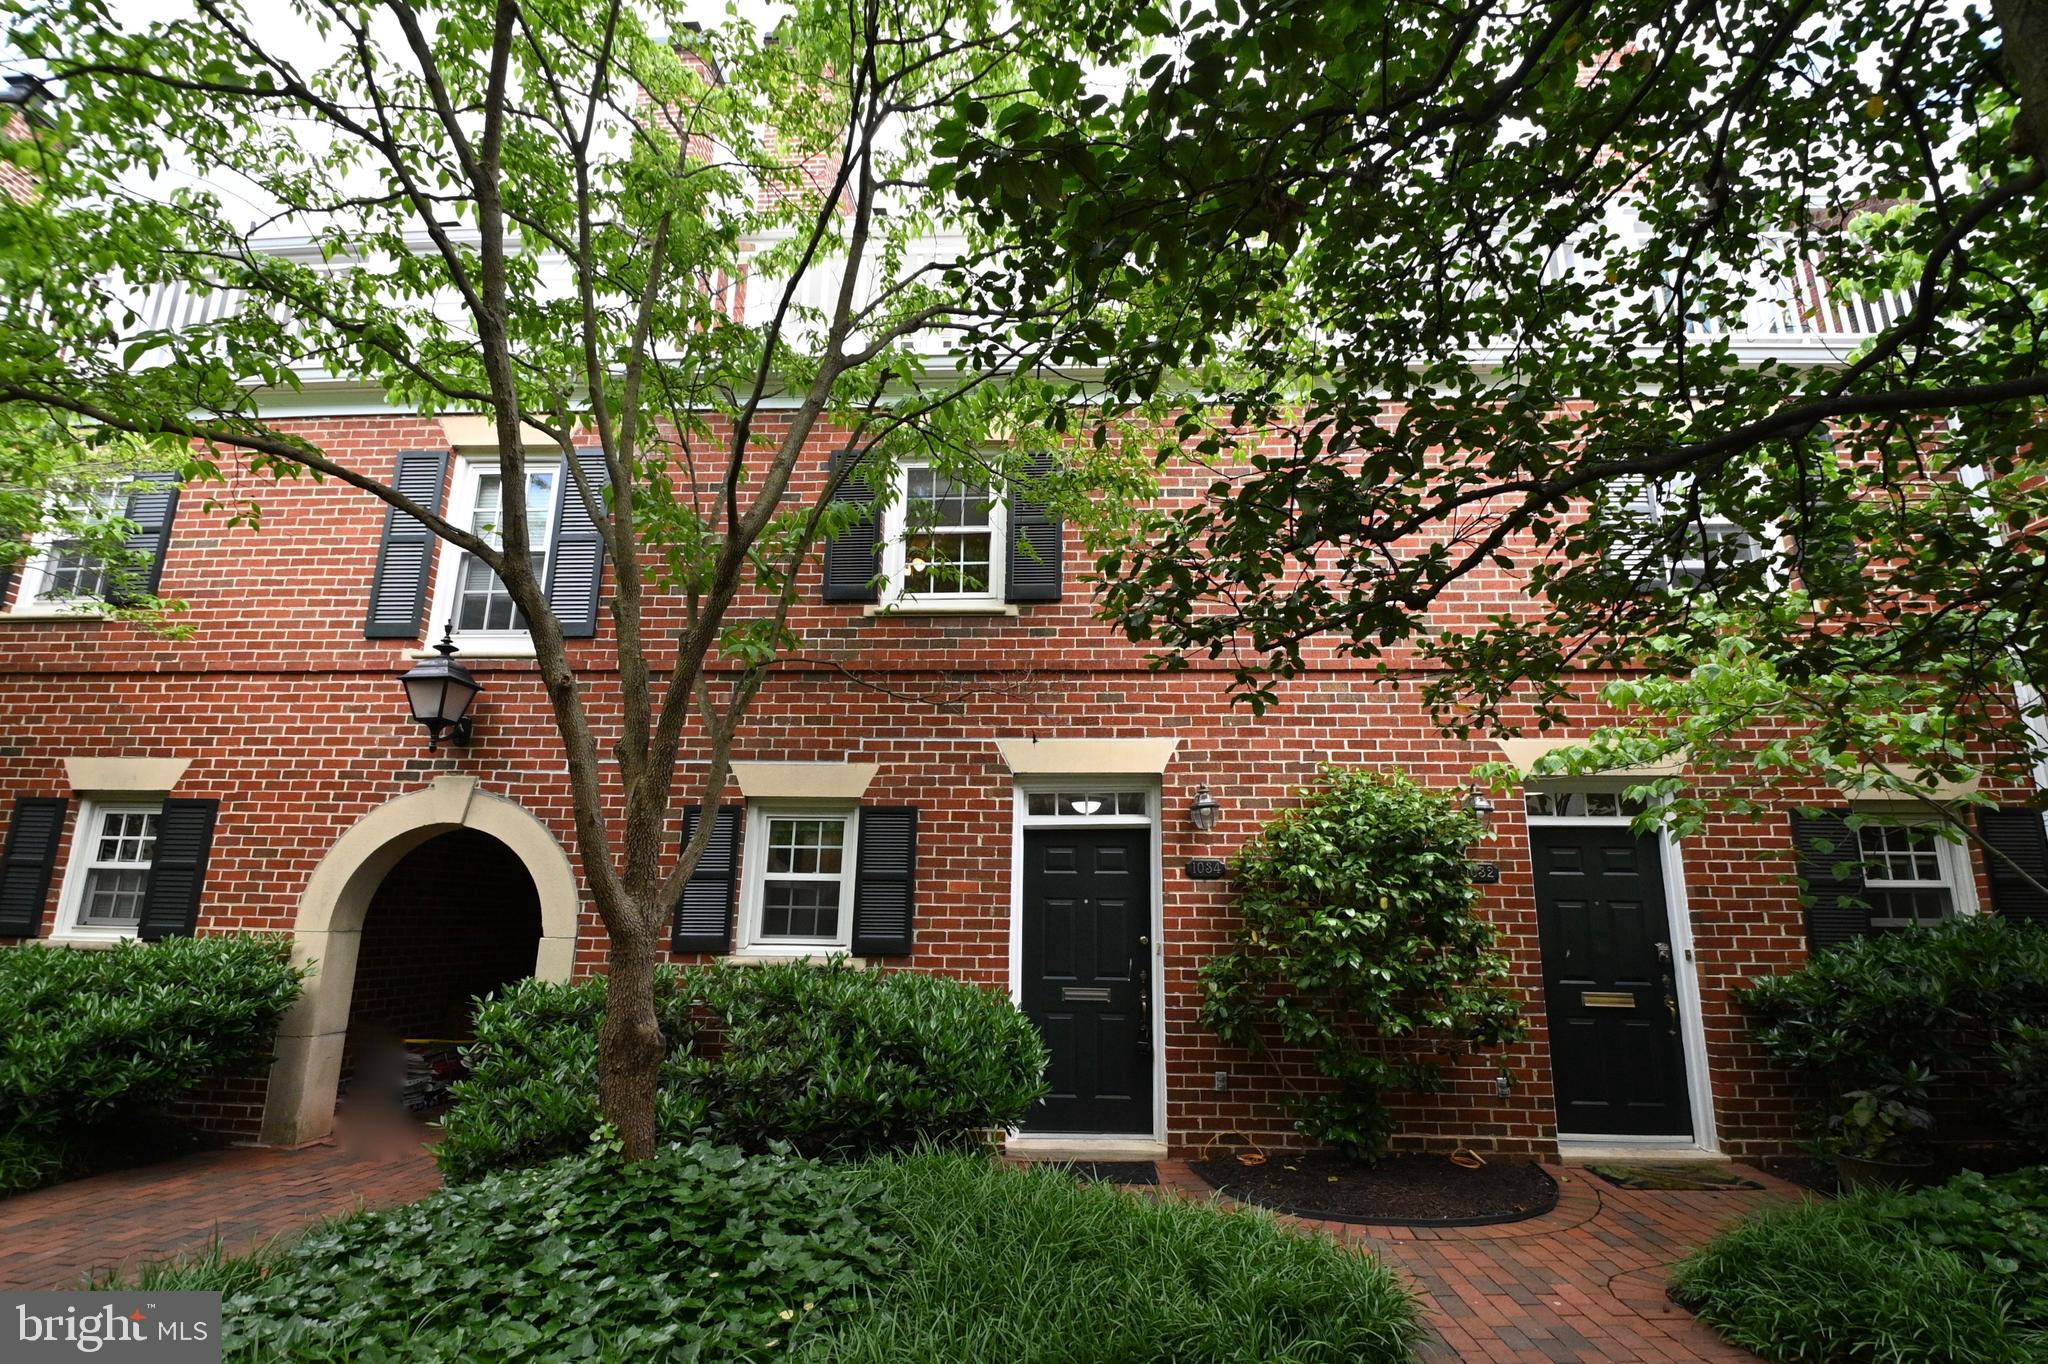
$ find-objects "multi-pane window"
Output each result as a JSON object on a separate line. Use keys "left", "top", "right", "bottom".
{"left": 1025, "top": 791, "right": 1149, "bottom": 818}
{"left": 66, "top": 805, "right": 160, "bottom": 931}
{"left": 1857, "top": 823, "right": 1957, "bottom": 930}
{"left": 449, "top": 464, "right": 558, "bottom": 634}
{"left": 887, "top": 463, "right": 1004, "bottom": 602}
{"left": 14, "top": 485, "right": 120, "bottom": 608}
{"left": 747, "top": 811, "right": 856, "bottom": 947}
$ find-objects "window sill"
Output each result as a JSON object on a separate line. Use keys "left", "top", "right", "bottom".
{"left": 38, "top": 933, "right": 133, "bottom": 950}
{"left": 725, "top": 952, "right": 869, "bottom": 967}
{"left": 1, "top": 606, "right": 112, "bottom": 623}
{"left": 863, "top": 601, "right": 1019, "bottom": 618}
{"left": 406, "top": 641, "right": 538, "bottom": 659}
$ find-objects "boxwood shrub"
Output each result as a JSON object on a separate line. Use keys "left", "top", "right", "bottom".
{"left": 436, "top": 959, "right": 1048, "bottom": 1181}
{"left": 0, "top": 935, "right": 305, "bottom": 1195}
{"left": 1737, "top": 916, "right": 2048, "bottom": 1145}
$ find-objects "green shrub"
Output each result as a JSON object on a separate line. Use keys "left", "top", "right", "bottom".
{"left": 215, "top": 1141, "right": 893, "bottom": 1361}
{"left": 808, "top": 1153, "right": 1418, "bottom": 1364}
{"left": 0, "top": 936, "right": 305, "bottom": 1195}
{"left": 1672, "top": 1168, "right": 2048, "bottom": 1362}
{"left": 1998, "top": 1023, "right": 2048, "bottom": 1156}
{"left": 1199, "top": 768, "right": 1525, "bottom": 1159}
{"left": 134, "top": 1148, "right": 1417, "bottom": 1364}
{"left": 437, "top": 959, "right": 1048, "bottom": 1181}
{"left": 1737, "top": 916, "right": 2048, "bottom": 1150}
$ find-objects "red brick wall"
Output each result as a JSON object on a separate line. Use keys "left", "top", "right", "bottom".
{"left": 0, "top": 414, "right": 2027, "bottom": 1158}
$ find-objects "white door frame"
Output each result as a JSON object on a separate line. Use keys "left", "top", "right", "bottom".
{"left": 1524, "top": 791, "right": 1719, "bottom": 1153}
{"left": 1007, "top": 777, "right": 1167, "bottom": 1151}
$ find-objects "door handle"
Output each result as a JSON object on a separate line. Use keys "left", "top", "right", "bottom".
{"left": 1660, "top": 970, "right": 1680, "bottom": 1034}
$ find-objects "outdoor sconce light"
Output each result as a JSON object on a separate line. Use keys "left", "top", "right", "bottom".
{"left": 1465, "top": 781, "right": 1497, "bottom": 834}
{"left": 399, "top": 625, "right": 482, "bottom": 749}
{"left": 1189, "top": 784, "right": 1223, "bottom": 833}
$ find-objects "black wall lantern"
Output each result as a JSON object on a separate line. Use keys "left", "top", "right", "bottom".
{"left": 1188, "top": 784, "right": 1222, "bottom": 833}
{"left": 400, "top": 625, "right": 482, "bottom": 748}
{"left": 1464, "top": 780, "right": 1497, "bottom": 834}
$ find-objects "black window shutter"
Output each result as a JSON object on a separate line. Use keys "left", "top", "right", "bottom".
{"left": 0, "top": 797, "right": 69, "bottom": 937}
{"left": 821, "top": 447, "right": 881, "bottom": 604}
{"left": 105, "top": 472, "right": 181, "bottom": 606}
{"left": 1005, "top": 452, "right": 1063, "bottom": 603}
{"left": 545, "top": 447, "right": 611, "bottom": 639}
{"left": 671, "top": 805, "right": 741, "bottom": 953}
{"left": 1978, "top": 808, "right": 2048, "bottom": 925}
{"left": 136, "top": 798, "right": 220, "bottom": 941}
{"left": 1788, "top": 809, "right": 1871, "bottom": 950}
{"left": 364, "top": 449, "right": 452, "bottom": 639}
{"left": 852, "top": 806, "right": 916, "bottom": 956}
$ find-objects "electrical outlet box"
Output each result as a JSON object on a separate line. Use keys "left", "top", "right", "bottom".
{"left": 1213, "top": 1070, "right": 1229, "bottom": 1092}
{"left": 1495, "top": 1073, "right": 1514, "bottom": 1099}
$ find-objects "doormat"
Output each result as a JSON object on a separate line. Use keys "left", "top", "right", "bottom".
{"left": 1587, "top": 1163, "right": 1762, "bottom": 1192}
{"left": 1052, "top": 1160, "right": 1160, "bottom": 1186}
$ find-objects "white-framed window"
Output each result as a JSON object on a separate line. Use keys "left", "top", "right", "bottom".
{"left": 739, "top": 805, "right": 859, "bottom": 953}
{"left": 1024, "top": 790, "right": 1149, "bottom": 819}
{"left": 1605, "top": 476, "right": 1768, "bottom": 591}
{"left": 54, "top": 800, "right": 162, "bottom": 938}
{"left": 1857, "top": 821, "right": 1976, "bottom": 929}
{"left": 429, "top": 457, "right": 561, "bottom": 647}
{"left": 881, "top": 461, "right": 1006, "bottom": 606}
{"left": 11, "top": 486, "right": 121, "bottom": 611}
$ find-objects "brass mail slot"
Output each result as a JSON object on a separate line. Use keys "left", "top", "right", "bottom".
{"left": 1582, "top": 991, "right": 1636, "bottom": 1009}
{"left": 1062, "top": 986, "right": 1113, "bottom": 1004}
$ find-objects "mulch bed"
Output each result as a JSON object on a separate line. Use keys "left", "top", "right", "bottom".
{"left": 1192, "top": 1150, "right": 1559, "bottom": 1226}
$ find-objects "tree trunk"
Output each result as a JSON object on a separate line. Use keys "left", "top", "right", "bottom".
{"left": 1996, "top": 0, "right": 2048, "bottom": 177}
{"left": 596, "top": 916, "right": 665, "bottom": 1161}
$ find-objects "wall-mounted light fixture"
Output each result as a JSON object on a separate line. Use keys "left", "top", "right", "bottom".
{"left": 1465, "top": 780, "right": 1497, "bottom": 834}
{"left": 1188, "top": 784, "right": 1222, "bottom": 833}
{"left": 399, "top": 625, "right": 482, "bottom": 749}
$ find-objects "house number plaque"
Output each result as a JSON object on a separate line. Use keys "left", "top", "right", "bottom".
{"left": 1184, "top": 858, "right": 1228, "bottom": 880}
{"left": 1466, "top": 861, "right": 1501, "bottom": 885}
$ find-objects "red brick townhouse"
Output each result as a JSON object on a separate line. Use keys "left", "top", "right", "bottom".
{"left": 2, "top": 295, "right": 2045, "bottom": 1167}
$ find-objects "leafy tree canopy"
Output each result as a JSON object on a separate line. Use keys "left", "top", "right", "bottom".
{"left": 946, "top": 0, "right": 2048, "bottom": 817}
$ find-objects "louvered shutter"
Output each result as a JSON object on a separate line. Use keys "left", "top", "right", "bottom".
{"left": 852, "top": 806, "right": 916, "bottom": 956}
{"left": 0, "top": 797, "right": 68, "bottom": 937}
{"left": 364, "top": 449, "right": 451, "bottom": 638}
{"left": 1978, "top": 808, "right": 2048, "bottom": 925}
{"left": 1788, "top": 809, "right": 1871, "bottom": 949}
{"left": 136, "top": 798, "right": 220, "bottom": 940}
{"left": 1604, "top": 475, "right": 1667, "bottom": 592}
{"left": 671, "top": 805, "right": 741, "bottom": 954}
{"left": 1005, "top": 452, "right": 1063, "bottom": 603}
{"left": 821, "top": 447, "right": 881, "bottom": 603}
{"left": 105, "top": 472, "right": 181, "bottom": 606}
{"left": 545, "top": 447, "right": 611, "bottom": 638}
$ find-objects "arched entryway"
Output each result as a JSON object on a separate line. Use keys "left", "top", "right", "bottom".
{"left": 338, "top": 829, "right": 542, "bottom": 1116}
{"left": 260, "top": 776, "right": 579, "bottom": 1146}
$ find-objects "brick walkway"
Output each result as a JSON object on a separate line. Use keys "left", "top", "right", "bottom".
{"left": 0, "top": 1120, "right": 442, "bottom": 1290}
{"left": 1, "top": 1133, "right": 1787, "bottom": 1361}
{"left": 1157, "top": 1158, "right": 1795, "bottom": 1363}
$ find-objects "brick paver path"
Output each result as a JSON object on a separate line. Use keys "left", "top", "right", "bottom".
{"left": 0, "top": 1123, "right": 442, "bottom": 1290}
{"left": 3, "top": 1133, "right": 1787, "bottom": 1361}
{"left": 1158, "top": 1158, "right": 1797, "bottom": 1363}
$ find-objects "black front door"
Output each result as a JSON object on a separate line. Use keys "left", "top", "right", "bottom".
{"left": 1021, "top": 828, "right": 1153, "bottom": 1134}
{"left": 1530, "top": 825, "right": 1694, "bottom": 1137}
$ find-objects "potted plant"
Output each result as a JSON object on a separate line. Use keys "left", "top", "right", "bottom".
{"left": 1827, "top": 1067, "right": 1938, "bottom": 1191}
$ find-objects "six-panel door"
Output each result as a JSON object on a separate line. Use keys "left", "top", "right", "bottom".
{"left": 1020, "top": 827, "right": 1153, "bottom": 1134}
{"left": 1529, "top": 825, "right": 1694, "bottom": 1138}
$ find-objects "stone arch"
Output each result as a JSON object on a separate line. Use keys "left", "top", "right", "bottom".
{"left": 259, "top": 776, "right": 579, "bottom": 1145}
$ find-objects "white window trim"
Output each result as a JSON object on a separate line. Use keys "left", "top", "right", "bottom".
{"left": 879, "top": 459, "right": 1007, "bottom": 610}
{"left": 1855, "top": 816, "right": 1980, "bottom": 924}
{"left": 10, "top": 487, "right": 122, "bottom": 616}
{"left": 427, "top": 455, "right": 562, "bottom": 654}
{"left": 51, "top": 797, "right": 163, "bottom": 942}
{"left": 737, "top": 802, "right": 860, "bottom": 955}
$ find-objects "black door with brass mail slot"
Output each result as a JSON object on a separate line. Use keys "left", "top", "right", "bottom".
{"left": 1022, "top": 828, "right": 1153, "bottom": 1134}
{"left": 1530, "top": 825, "right": 1693, "bottom": 1137}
